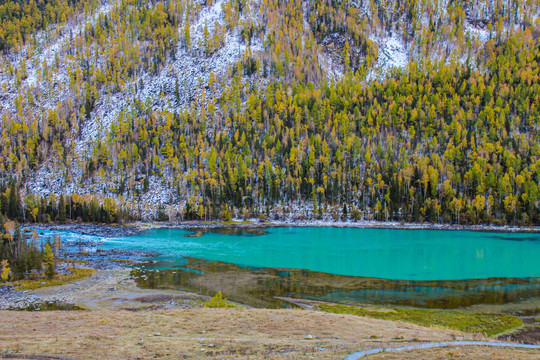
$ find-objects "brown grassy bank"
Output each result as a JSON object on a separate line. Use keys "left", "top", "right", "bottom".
{"left": 0, "top": 309, "right": 538, "bottom": 359}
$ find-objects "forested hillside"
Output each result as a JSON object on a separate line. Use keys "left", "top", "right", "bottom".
{"left": 0, "top": 0, "right": 539, "bottom": 225}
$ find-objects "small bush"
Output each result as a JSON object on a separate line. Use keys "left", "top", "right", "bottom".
{"left": 351, "top": 209, "right": 362, "bottom": 221}
{"left": 222, "top": 209, "right": 232, "bottom": 221}
{"left": 203, "top": 291, "right": 236, "bottom": 308}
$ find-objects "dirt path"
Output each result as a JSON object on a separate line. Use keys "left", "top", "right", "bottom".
{"left": 345, "top": 341, "right": 540, "bottom": 359}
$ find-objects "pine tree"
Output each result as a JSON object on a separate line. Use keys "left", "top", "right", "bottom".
{"left": 53, "top": 234, "right": 61, "bottom": 259}
{"left": 43, "top": 243, "right": 55, "bottom": 279}
{"left": 8, "top": 182, "right": 19, "bottom": 220}
{"left": 342, "top": 40, "right": 350, "bottom": 69}
{"left": 184, "top": 17, "right": 191, "bottom": 49}
{"left": 203, "top": 22, "right": 210, "bottom": 54}
{"left": 58, "top": 195, "right": 66, "bottom": 223}
{"left": 175, "top": 77, "right": 180, "bottom": 101}
{"left": 198, "top": 203, "right": 205, "bottom": 220}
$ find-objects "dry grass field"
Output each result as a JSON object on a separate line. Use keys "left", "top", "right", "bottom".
{"left": 1, "top": 308, "right": 539, "bottom": 359}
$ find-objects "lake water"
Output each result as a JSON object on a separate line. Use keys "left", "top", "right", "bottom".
{"left": 44, "top": 227, "right": 540, "bottom": 312}
{"left": 106, "top": 227, "right": 540, "bottom": 280}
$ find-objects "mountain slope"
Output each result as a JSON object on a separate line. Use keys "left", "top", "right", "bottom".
{"left": 0, "top": 0, "right": 539, "bottom": 224}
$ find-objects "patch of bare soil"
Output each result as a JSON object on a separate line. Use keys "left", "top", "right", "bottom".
{"left": 498, "top": 326, "right": 540, "bottom": 345}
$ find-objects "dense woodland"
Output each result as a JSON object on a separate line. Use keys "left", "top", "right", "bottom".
{"left": 0, "top": 0, "right": 100, "bottom": 52}
{"left": 0, "top": 213, "right": 59, "bottom": 280}
{"left": 90, "top": 32, "right": 540, "bottom": 225}
{"left": 0, "top": 0, "right": 539, "bottom": 225}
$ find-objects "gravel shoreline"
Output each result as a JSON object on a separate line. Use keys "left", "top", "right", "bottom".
{"left": 29, "top": 223, "right": 142, "bottom": 237}
{"left": 0, "top": 267, "right": 210, "bottom": 312}
{"left": 1, "top": 221, "right": 218, "bottom": 311}
{"left": 28, "top": 219, "right": 540, "bottom": 237}
{"left": 139, "top": 219, "right": 540, "bottom": 233}
{"left": 0, "top": 228, "right": 160, "bottom": 311}
{"left": 0, "top": 269, "right": 126, "bottom": 311}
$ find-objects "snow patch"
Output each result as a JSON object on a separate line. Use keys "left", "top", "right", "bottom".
{"left": 368, "top": 34, "right": 408, "bottom": 80}
{"left": 77, "top": 0, "right": 262, "bottom": 152}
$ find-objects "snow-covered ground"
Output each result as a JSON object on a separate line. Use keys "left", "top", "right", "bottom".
{"left": 18, "top": 0, "right": 264, "bottom": 207}
{"left": 78, "top": 0, "right": 263, "bottom": 152}
{"left": 0, "top": 1, "right": 113, "bottom": 117}
{"left": 368, "top": 34, "right": 409, "bottom": 80}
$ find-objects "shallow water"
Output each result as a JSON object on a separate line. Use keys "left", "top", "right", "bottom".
{"left": 130, "top": 257, "right": 540, "bottom": 312}
{"left": 39, "top": 226, "right": 540, "bottom": 311}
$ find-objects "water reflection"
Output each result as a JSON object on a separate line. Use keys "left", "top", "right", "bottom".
{"left": 184, "top": 227, "right": 267, "bottom": 237}
{"left": 132, "top": 257, "right": 540, "bottom": 313}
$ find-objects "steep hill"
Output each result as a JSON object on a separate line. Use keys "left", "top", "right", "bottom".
{"left": 0, "top": 0, "right": 539, "bottom": 225}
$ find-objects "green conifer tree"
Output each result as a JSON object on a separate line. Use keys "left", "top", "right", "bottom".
{"left": 43, "top": 243, "right": 55, "bottom": 279}
{"left": 8, "top": 182, "right": 19, "bottom": 220}
{"left": 58, "top": 195, "right": 66, "bottom": 223}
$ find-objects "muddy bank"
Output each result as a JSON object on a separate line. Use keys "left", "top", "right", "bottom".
{"left": 500, "top": 327, "right": 540, "bottom": 345}
{"left": 32, "top": 267, "right": 210, "bottom": 311}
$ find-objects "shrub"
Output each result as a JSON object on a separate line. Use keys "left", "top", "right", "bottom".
{"left": 203, "top": 291, "right": 236, "bottom": 308}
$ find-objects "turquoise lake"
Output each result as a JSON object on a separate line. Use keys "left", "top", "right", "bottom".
{"left": 42, "top": 227, "right": 540, "bottom": 310}
{"left": 103, "top": 227, "right": 540, "bottom": 281}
